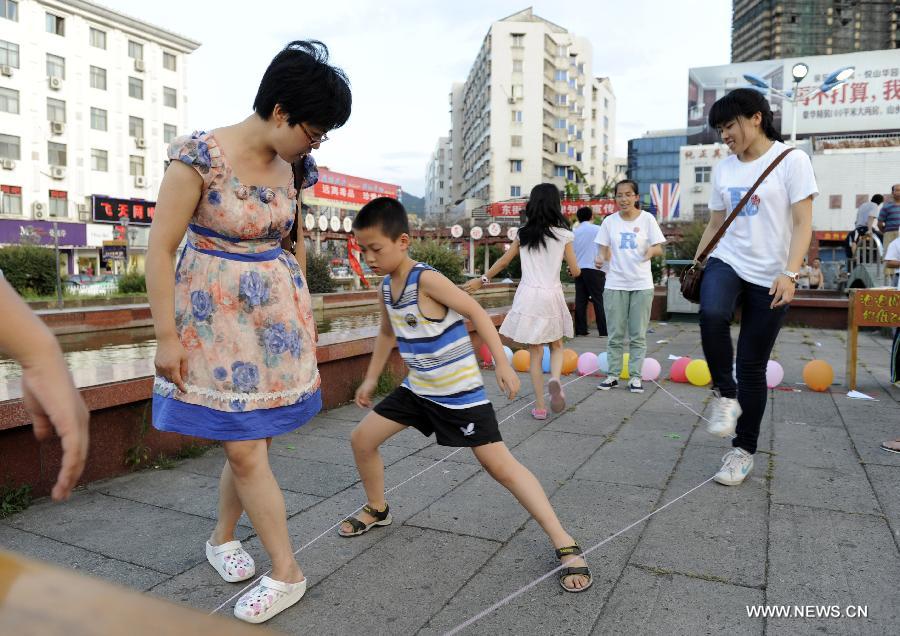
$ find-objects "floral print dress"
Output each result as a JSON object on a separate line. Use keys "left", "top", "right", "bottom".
{"left": 152, "top": 131, "right": 321, "bottom": 441}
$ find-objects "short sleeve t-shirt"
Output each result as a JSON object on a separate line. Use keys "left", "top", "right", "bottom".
{"left": 878, "top": 201, "right": 900, "bottom": 232}
{"left": 595, "top": 211, "right": 666, "bottom": 291}
{"left": 855, "top": 201, "right": 879, "bottom": 228}
{"left": 708, "top": 141, "right": 818, "bottom": 288}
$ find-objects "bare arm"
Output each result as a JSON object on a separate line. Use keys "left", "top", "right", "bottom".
{"left": 769, "top": 196, "right": 814, "bottom": 308}
{"left": 594, "top": 244, "right": 611, "bottom": 267}
{"left": 354, "top": 298, "right": 397, "bottom": 408}
{"left": 643, "top": 243, "right": 664, "bottom": 262}
{"left": 462, "top": 241, "right": 520, "bottom": 292}
{"left": 563, "top": 242, "right": 581, "bottom": 278}
{"left": 694, "top": 211, "right": 726, "bottom": 261}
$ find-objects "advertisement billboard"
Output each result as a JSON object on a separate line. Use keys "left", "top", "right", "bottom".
{"left": 311, "top": 168, "right": 401, "bottom": 206}
{"left": 687, "top": 49, "right": 900, "bottom": 144}
{"left": 487, "top": 199, "right": 619, "bottom": 218}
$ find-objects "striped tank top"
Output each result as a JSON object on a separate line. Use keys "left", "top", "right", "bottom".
{"left": 383, "top": 263, "right": 488, "bottom": 409}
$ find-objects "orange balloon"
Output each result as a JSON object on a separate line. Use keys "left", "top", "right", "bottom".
{"left": 561, "top": 349, "right": 578, "bottom": 375}
{"left": 802, "top": 359, "right": 834, "bottom": 392}
{"left": 512, "top": 349, "right": 531, "bottom": 372}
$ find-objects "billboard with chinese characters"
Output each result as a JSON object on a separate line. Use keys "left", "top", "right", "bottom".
{"left": 687, "top": 49, "right": 900, "bottom": 144}
{"left": 488, "top": 199, "right": 618, "bottom": 219}
{"left": 92, "top": 196, "right": 156, "bottom": 225}
{"left": 310, "top": 168, "right": 401, "bottom": 207}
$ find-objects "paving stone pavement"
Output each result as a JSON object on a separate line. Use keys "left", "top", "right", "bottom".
{"left": 2, "top": 321, "right": 898, "bottom": 635}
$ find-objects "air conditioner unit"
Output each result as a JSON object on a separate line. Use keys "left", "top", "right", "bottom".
{"left": 507, "top": 97, "right": 516, "bottom": 104}
{"left": 0, "top": 159, "right": 14, "bottom": 170}
{"left": 135, "top": 137, "right": 147, "bottom": 149}
{"left": 0, "top": 65, "right": 12, "bottom": 77}
{"left": 134, "top": 58, "right": 145, "bottom": 72}
{"left": 32, "top": 201, "right": 46, "bottom": 217}
{"left": 78, "top": 210, "right": 90, "bottom": 221}
{"left": 51, "top": 121, "right": 65, "bottom": 135}
{"left": 50, "top": 166, "right": 66, "bottom": 179}
{"left": 77, "top": 203, "right": 89, "bottom": 214}
{"left": 134, "top": 175, "right": 147, "bottom": 187}
{"left": 48, "top": 76, "right": 63, "bottom": 90}
{"left": 692, "top": 185, "right": 703, "bottom": 193}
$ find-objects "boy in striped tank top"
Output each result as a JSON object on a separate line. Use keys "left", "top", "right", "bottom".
{"left": 338, "top": 198, "right": 592, "bottom": 593}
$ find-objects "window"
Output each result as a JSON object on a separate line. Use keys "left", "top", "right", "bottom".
{"left": 91, "top": 149, "right": 108, "bottom": 172}
{"left": 510, "top": 186, "right": 522, "bottom": 197}
{"left": 0, "top": 87, "right": 18, "bottom": 114}
{"left": 511, "top": 135, "right": 522, "bottom": 147}
{"left": 49, "top": 191, "right": 67, "bottom": 217}
{"left": 129, "top": 116, "right": 144, "bottom": 138}
{"left": 90, "top": 66, "right": 106, "bottom": 90}
{"left": 89, "top": 27, "right": 106, "bottom": 49}
{"left": 510, "top": 160, "right": 522, "bottom": 173}
{"left": 129, "top": 155, "right": 144, "bottom": 176}
{"left": 128, "top": 77, "right": 143, "bottom": 99}
{"left": 0, "top": 40, "right": 19, "bottom": 67}
{"left": 556, "top": 118, "right": 566, "bottom": 129}
{"left": 1, "top": 185, "right": 22, "bottom": 215}
{"left": 604, "top": 98, "right": 609, "bottom": 108}
{"left": 555, "top": 166, "right": 566, "bottom": 177}
{"left": 568, "top": 147, "right": 575, "bottom": 158}
{"left": 511, "top": 33, "right": 524, "bottom": 48}
{"left": 603, "top": 115, "right": 609, "bottom": 130}
{"left": 603, "top": 133, "right": 609, "bottom": 147}
{"left": 48, "top": 141, "right": 66, "bottom": 166}
{"left": 46, "top": 13, "right": 65, "bottom": 36}
{"left": 557, "top": 142, "right": 567, "bottom": 153}
{"left": 0, "top": 133, "right": 20, "bottom": 159}
{"left": 829, "top": 194, "right": 842, "bottom": 210}
{"left": 90, "top": 107, "right": 107, "bottom": 131}
{"left": 694, "top": 166, "right": 711, "bottom": 183}
{"left": 511, "top": 110, "right": 522, "bottom": 123}
{"left": 512, "top": 59, "right": 523, "bottom": 72}
{"left": 46, "top": 54, "right": 65, "bottom": 79}
{"left": 556, "top": 94, "right": 567, "bottom": 106}
{"left": 554, "top": 70, "right": 567, "bottom": 82}
{"left": 163, "top": 51, "right": 177, "bottom": 71}
{"left": 163, "top": 87, "right": 177, "bottom": 108}
{"left": 557, "top": 45, "right": 567, "bottom": 57}
{"left": 163, "top": 124, "right": 177, "bottom": 143}
{"left": 576, "top": 152, "right": 582, "bottom": 162}
{"left": 47, "top": 98, "right": 65, "bottom": 122}
{"left": 511, "top": 84, "right": 523, "bottom": 99}
{"left": 128, "top": 40, "right": 143, "bottom": 60}
{"left": 1, "top": 1, "right": 18, "bottom": 21}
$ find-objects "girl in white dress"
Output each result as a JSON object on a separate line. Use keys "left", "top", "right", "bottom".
{"left": 465, "top": 184, "right": 580, "bottom": 419}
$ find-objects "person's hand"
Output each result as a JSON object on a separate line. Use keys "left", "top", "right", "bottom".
{"left": 154, "top": 336, "right": 188, "bottom": 393}
{"left": 495, "top": 362, "right": 520, "bottom": 400}
{"left": 354, "top": 378, "right": 377, "bottom": 408}
{"left": 20, "top": 353, "right": 89, "bottom": 501}
{"left": 462, "top": 278, "right": 483, "bottom": 294}
{"left": 769, "top": 274, "right": 796, "bottom": 309}
{"left": 594, "top": 257, "right": 605, "bottom": 269}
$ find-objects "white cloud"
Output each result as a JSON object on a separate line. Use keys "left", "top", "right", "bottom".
{"left": 105, "top": 0, "right": 731, "bottom": 196}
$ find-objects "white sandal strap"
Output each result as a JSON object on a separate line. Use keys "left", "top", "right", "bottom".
{"left": 212, "top": 540, "right": 244, "bottom": 555}
{"left": 259, "top": 575, "right": 305, "bottom": 593}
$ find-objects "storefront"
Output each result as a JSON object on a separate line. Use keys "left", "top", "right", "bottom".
{"left": 90, "top": 195, "right": 155, "bottom": 274}
{"left": 0, "top": 218, "right": 87, "bottom": 275}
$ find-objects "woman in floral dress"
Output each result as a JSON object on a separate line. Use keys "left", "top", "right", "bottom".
{"left": 146, "top": 41, "right": 351, "bottom": 624}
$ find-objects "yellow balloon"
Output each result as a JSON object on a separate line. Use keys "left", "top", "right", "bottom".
{"left": 512, "top": 349, "right": 531, "bottom": 372}
{"left": 562, "top": 349, "right": 579, "bottom": 375}
{"left": 685, "top": 359, "right": 712, "bottom": 386}
{"left": 620, "top": 353, "right": 630, "bottom": 380}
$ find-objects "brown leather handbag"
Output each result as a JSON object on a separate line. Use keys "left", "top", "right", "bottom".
{"left": 680, "top": 147, "right": 794, "bottom": 303}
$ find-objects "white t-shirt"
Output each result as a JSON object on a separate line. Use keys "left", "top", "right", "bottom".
{"left": 855, "top": 201, "right": 879, "bottom": 228}
{"left": 708, "top": 141, "right": 818, "bottom": 288}
{"left": 595, "top": 211, "right": 666, "bottom": 290}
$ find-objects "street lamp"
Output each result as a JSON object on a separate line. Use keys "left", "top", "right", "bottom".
{"left": 742, "top": 63, "right": 855, "bottom": 143}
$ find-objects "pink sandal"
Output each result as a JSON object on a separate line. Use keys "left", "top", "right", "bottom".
{"left": 531, "top": 408, "right": 548, "bottom": 420}
{"left": 548, "top": 378, "right": 566, "bottom": 413}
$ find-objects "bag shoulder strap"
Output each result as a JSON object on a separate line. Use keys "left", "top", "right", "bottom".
{"left": 697, "top": 147, "right": 794, "bottom": 263}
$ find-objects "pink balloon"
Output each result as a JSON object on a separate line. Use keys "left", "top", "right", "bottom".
{"left": 577, "top": 352, "right": 600, "bottom": 376}
{"left": 670, "top": 357, "right": 692, "bottom": 383}
{"left": 766, "top": 359, "right": 784, "bottom": 388}
{"left": 641, "top": 357, "right": 661, "bottom": 382}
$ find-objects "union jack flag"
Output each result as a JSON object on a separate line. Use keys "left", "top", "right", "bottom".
{"left": 650, "top": 182, "right": 680, "bottom": 221}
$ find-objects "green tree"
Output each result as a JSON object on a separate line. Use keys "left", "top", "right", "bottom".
{"left": 668, "top": 220, "right": 708, "bottom": 261}
{"left": 306, "top": 252, "right": 336, "bottom": 293}
{"left": 118, "top": 272, "right": 147, "bottom": 294}
{"left": 409, "top": 239, "right": 466, "bottom": 284}
{"left": 0, "top": 246, "right": 58, "bottom": 296}
{"left": 475, "top": 244, "right": 520, "bottom": 279}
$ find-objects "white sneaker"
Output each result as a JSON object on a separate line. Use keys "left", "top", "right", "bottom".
{"left": 713, "top": 448, "right": 754, "bottom": 486}
{"left": 597, "top": 376, "right": 618, "bottom": 390}
{"left": 234, "top": 575, "right": 307, "bottom": 623}
{"left": 628, "top": 378, "right": 644, "bottom": 393}
{"left": 706, "top": 394, "right": 741, "bottom": 438}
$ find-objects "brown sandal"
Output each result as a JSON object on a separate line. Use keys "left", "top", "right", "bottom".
{"left": 338, "top": 503, "right": 392, "bottom": 537}
{"left": 556, "top": 544, "right": 592, "bottom": 593}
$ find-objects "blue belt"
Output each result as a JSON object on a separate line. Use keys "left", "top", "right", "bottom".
{"left": 186, "top": 223, "right": 282, "bottom": 262}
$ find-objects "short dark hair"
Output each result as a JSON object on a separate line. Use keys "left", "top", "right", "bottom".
{"left": 872, "top": 194, "right": 884, "bottom": 204}
{"left": 254, "top": 40, "right": 352, "bottom": 132}
{"left": 353, "top": 197, "right": 409, "bottom": 239}
{"left": 708, "top": 88, "right": 783, "bottom": 142}
{"left": 576, "top": 206, "right": 593, "bottom": 222}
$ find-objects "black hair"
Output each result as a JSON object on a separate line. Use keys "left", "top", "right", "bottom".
{"left": 254, "top": 40, "right": 352, "bottom": 132}
{"left": 576, "top": 206, "right": 593, "bottom": 223}
{"left": 872, "top": 194, "right": 884, "bottom": 204}
{"left": 353, "top": 197, "right": 409, "bottom": 240}
{"left": 708, "top": 88, "right": 783, "bottom": 143}
{"left": 289, "top": 203, "right": 310, "bottom": 247}
{"left": 614, "top": 179, "right": 642, "bottom": 210}
{"left": 517, "top": 183, "right": 570, "bottom": 250}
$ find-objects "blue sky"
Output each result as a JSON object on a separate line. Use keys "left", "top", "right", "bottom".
{"left": 105, "top": 1, "right": 731, "bottom": 196}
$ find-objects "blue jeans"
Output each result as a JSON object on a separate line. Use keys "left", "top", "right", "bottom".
{"left": 699, "top": 258, "right": 788, "bottom": 454}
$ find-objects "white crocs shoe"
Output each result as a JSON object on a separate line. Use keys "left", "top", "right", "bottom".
{"left": 234, "top": 575, "right": 307, "bottom": 624}
{"left": 206, "top": 540, "right": 255, "bottom": 583}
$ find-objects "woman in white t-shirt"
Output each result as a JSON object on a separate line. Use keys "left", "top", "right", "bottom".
{"left": 594, "top": 179, "right": 666, "bottom": 393}
{"left": 695, "top": 88, "right": 817, "bottom": 487}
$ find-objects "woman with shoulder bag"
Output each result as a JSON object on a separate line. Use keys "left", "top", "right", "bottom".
{"left": 694, "top": 88, "right": 817, "bottom": 486}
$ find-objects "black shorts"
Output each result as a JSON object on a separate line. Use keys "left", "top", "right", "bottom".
{"left": 373, "top": 386, "right": 503, "bottom": 447}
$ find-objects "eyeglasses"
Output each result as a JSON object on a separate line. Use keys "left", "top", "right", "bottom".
{"left": 300, "top": 122, "right": 329, "bottom": 145}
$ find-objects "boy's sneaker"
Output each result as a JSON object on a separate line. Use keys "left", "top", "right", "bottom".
{"left": 597, "top": 376, "right": 618, "bottom": 391}
{"left": 713, "top": 448, "right": 754, "bottom": 486}
{"left": 706, "top": 394, "right": 741, "bottom": 438}
{"left": 628, "top": 378, "right": 644, "bottom": 393}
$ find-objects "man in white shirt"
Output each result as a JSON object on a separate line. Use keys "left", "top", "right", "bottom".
{"left": 854, "top": 194, "right": 883, "bottom": 234}
{"left": 572, "top": 207, "right": 607, "bottom": 336}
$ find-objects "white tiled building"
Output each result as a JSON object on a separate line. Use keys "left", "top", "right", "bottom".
{"left": 0, "top": 0, "right": 199, "bottom": 272}
{"left": 436, "top": 8, "right": 617, "bottom": 219}
{"left": 424, "top": 135, "right": 452, "bottom": 219}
